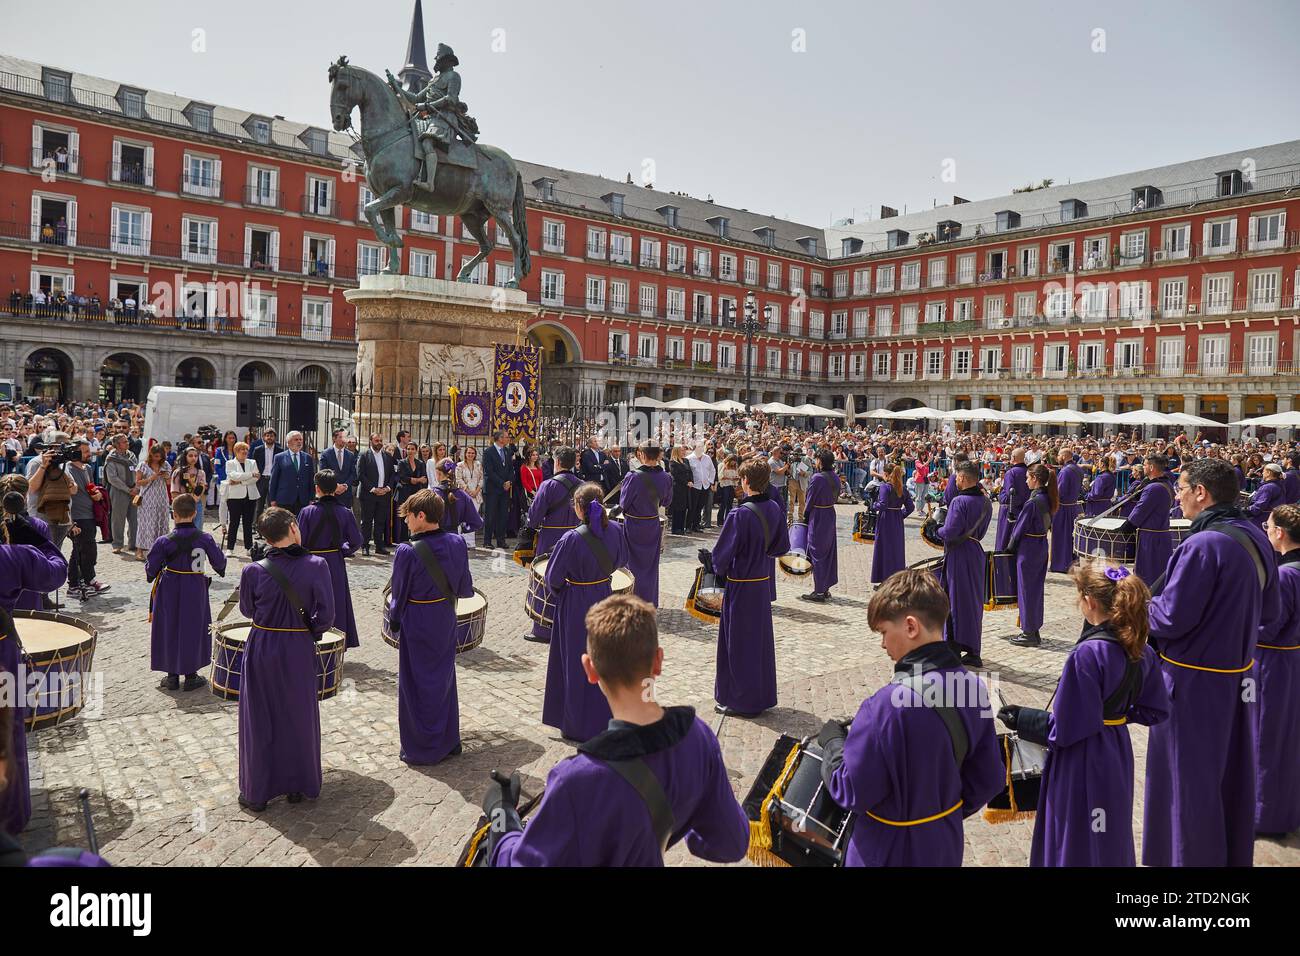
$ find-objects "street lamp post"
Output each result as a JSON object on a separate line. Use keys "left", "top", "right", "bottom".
{"left": 741, "top": 290, "right": 759, "bottom": 409}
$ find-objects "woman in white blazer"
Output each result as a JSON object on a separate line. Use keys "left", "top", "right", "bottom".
{"left": 222, "top": 442, "right": 261, "bottom": 554}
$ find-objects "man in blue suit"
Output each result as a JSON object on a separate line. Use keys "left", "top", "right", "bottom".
{"left": 268, "top": 430, "right": 315, "bottom": 514}
{"left": 320, "top": 428, "right": 358, "bottom": 506}
{"left": 482, "top": 428, "right": 514, "bottom": 550}
{"left": 247, "top": 427, "right": 283, "bottom": 520}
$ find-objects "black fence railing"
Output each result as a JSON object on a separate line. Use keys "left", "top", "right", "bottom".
{"left": 243, "top": 186, "right": 284, "bottom": 209}
{"left": 107, "top": 161, "right": 153, "bottom": 186}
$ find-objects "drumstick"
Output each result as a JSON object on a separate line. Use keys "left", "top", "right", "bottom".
{"left": 214, "top": 588, "right": 240, "bottom": 624}
{"left": 78, "top": 788, "right": 100, "bottom": 856}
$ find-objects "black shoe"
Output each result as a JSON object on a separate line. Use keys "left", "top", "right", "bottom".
{"left": 523, "top": 632, "right": 549, "bottom": 644}
{"left": 449, "top": 743, "right": 463, "bottom": 757}
{"left": 182, "top": 674, "right": 207, "bottom": 691}
{"left": 960, "top": 652, "right": 984, "bottom": 668}
{"left": 1009, "top": 632, "right": 1042, "bottom": 647}
{"left": 238, "top": 795, "right": 267, "bottom": 812}
{"left": 286, "top": 792, "right": 304, "bottom": 804}
{"left": 799, "top": 591, "right": 829, "bottom": 603}
{"left": 161, "top": 674, "right": 180, "bottom": 691}
{"left": 713, "top": 704, "right": 761, "bottom": 718}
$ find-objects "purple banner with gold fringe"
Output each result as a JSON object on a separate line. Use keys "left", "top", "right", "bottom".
{"left": 491, "top": 343, "right": 540, "bottom": 443}
{"left": 450, "top": 386, "right": 490, "bottom": 437}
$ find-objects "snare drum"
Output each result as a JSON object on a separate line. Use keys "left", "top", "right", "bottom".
{"left": 743, "top": 734, "right": 854, "bottom": 867}
{"left": 909, "top": 555, "right": 946, "bottom": 579}
{"left": 1073, "top": 515, "right": 1136, "bottom": 564}
{"left": 210, "top": 622, "right": 347, "bottom": 702}
{"left": 983, "top": 733, "right": 1047, "bottom": 822}
{"left": 778, "top": 522, "right": 813, "bottom": 578}
{"left": 527, "top": 558, "right": 633, "bottom": 630}
{"left": 13, "top": 611, "right": 97, "bottom": 731}
{"left": 1169, "top": 518, "right": 1192, "bottom": 549}
{"left": 920, "top": 506, "right": 947, "bottom": 550}
{"left": 381, "top": 583, "right": 490, "bottom": 653}
{"left": 684, "top": 566, "right": 725, "bottom": 623}
{"left": 984, "top": 550, "right": 1018, "bottom": 611}
{"left": 851, "top": 510, "right": 877, "bottom": 543}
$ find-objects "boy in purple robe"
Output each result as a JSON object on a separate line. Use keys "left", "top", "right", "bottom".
{"left": 1258, "top": 505, "right": 1300, "bottom": 836}
{"left": 1282, "top": 454, "right": 1300, "bottom": 505}
{"left": 387, "top": 489, "right": 474, "bottom": 765}
{"left": 707, "top": 458, "right": 789, "bottom": 717}
{"left": 618, "top": 440, "right": 673, "bottom": 608}
{"left": 486, "top": 593, "right": 750, "bottom": 866}
{"left": 542, "top": 483, "right": 630, "bottom": 741}
{"left": 869, "top": 462, "right": 914, "bottom": 585}
{"left": 1084, "top": 463, "right": 1116, "bottom": 518}
{"left": 524, "top": 447, "right": 583, "bottom": 642}
{"left": 937, "top": 461, "right": 992, "bottom": 667}
{"left": 800, "top": 450, "right": 840, "bottom": 601}
{"left": 431, "top": 458, "right": 483, "bottom": 539}
{"left": 1050, "top": 450, "right": 1085, "bottom": 573}
{"left": 819, "top": 569, "right": 1003, "bottom": 866}
{"left": 1119, "top": 454, "right": 1176, "bottom": 586}
{"left": 1145, "top": 459, "right": 1280, "bottom": 866}
{"left": 995, "top": 449, "right": 1028, "bottom": 551}
{"left": 236, "top": 507, "right": 335, "bottom": 812}
{"left": 0, "top": 504, "right": 68, "bottom": 834}
{"left": 146, "top": 494, "right": 226, "bottom": 690}
{"left": 1005, "top": 464, "right": 1056, "bottom": 648}
{"left": 1246, "top": 463, "right": 1286, "bottom": 530}
{"left": 998, "top": 561, "right": 1170, "bottom": 865}
{"left": 296, "top": 470, "right": 363, "bottom": 649}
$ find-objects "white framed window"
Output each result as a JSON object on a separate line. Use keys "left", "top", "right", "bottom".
{"left": 183, "top": 153, "right": 221, "bottom": 198}
{"left": 1204, "top": 218, "right": 1237, "bottom": 255}
{"left": 1160, "top": 278, "right": 1186, "bottom": 317}
{"left": 1202, "top": 274, "right": 1232, "bottom": 315}
{"left": 1079, "top": 341, "right": 1104, "bottom": 372}
{"left": 110, "top": 205, "right": 151, "bottom": 256}
{"left": 766, "top": 348, "right": 782, "bottom": 375}
{"left": 692, "top": 340, "right": 712, "bottom": 365}
{"left": 956, "top": 254, "right": 975, "bottom": 284}
{"left": 1118, "top": 281, "right": 1148, "bottom": 319}
{"left": 788, "top": 303, "right": 803, "bottom": 337}
{"left": 718, "top": 343, "right": 736, "bottom": 371}
{"left": 358, "top": 185, "right": 374, "bottom": 221}
{"left": 928, "top": 258, "right": 946, "bottom": 288}
{"left": 952, "top": 349, "right": 972, "bottom": 378}
{"left": 924, "top": 349, "right": 944, "bottom": 380}
{"left": 638, "top": 334, "right": 658, "bottom": 362}
{"left": 1082, "top": 236, "right": 1108, "bottom": 270}
{"left": 871, "top": 352, "right": 889, "bottom": 380}
{"left": 983, "top": 296, "right": 1005, "bottom": 325}
{"left": 1046, "top": 289, "right": 1070, "bottom": 320}
{"left": 789, "top": 351, "right": 803, "bottom": 377}
{"left": 1156, "top": 338, "right": 1183, "bottom": 375}
{"left": 1049, "top": 241, "right": 1074, "bottom": 272}
{"left": 809, "top": 353, "right": 823, "bottom": 378}
{"left": 1115, "top": 339, "right": 1143, "bottom": 373}
{"left": 305, "top": 176, "right": 333, "bottom": 216}
{"left": 459, "top": 255, "right": 487, "bottom": 284}
{"left": 586, "top": 275, "right": 606, "bottom": 310}
{"left": 639, "top": 284, "right": 657, "bottom": 318}
{"left": 852, "top": 308, "right": 869, "bottom": 337}
{"left": 921, "top": 302, "right": 942, "bottom": 328}
{"left": 899, "top": 351, "right": 916, "bottom": 380}
{"left": 1120, "top": 230, "right": 1146, "bottom": 264}
{"left": 719, "top": 253, "right": 737, "bottom": 281}
{"left": 494, "top": 262, "right": 516, "bottom": 287}
{"left": 1015, "top": 292, "right": 1036, "bottom": 319}
{"left": 541, "top": 270, "right": 565, "bottom": 305}
{"left": 1248, "top": 211, "right": 1285, "bottom": 251}
{"left": 873, "top": 307, "right": 891, "bottom": 337}
{"left": 586, "top": 227, "right": 606, "bottom": 259}
{"left": 901, "top": 261, "right": 920, "bottom": 291}
{"left": 666, "top": 337, "right": 685, "bottom": 362}
{"left": 767, "top": 261, "right": 782, "bottom": 290}
{"left": 1246, "top": 333, "right": 1276, "bottom": 374}
{"left": 790, "top": 265, "right": 804, "bottom": 293}
{"left": 608, "top": 331, "right": 629, "bottom": 360}
{"left": 832, "top": 310, "right": 848, "bottom": 339}
{"left": 1043, "top": 343, "right": 1067, "bottom": 376}
{"left": 667, "top": 243, "right": 686, "bottom": 273}
{"left": 1250, "top": 270, "right": 1280, "bottom": 311}
{"left": 901, "top": 303, "right": 919, "bottom": 334}
{"left": 242, "top": 289, "right": 277, "bottom": 337}
{"left": 954, "top": 298, "right": 973, "bottom": 324}
{"left": 809, "top": 311, "right": 825, "bottom": 338}
{"left": 979, "top": 346, "right": 1001, "bottom": 376}
{"left": 833, "top": 271, "right": 849, "bottom": 298}
{"left": 1160, "top": 223, "right": 1189, "bottom": 259}
{"left": 610, "top": 279, "right": 628, "bottom": 314}
{"left": 1200, "top": 335, "right": 1228, "bottom": 374}
{"left": 694, "top": 247, "right": 712, "bottom": 277}
{"left": 766, "top": 303, "right": 782, "bottom": 333}
{"left": 744, "top": 257, "right": 758, "bottom": 285}
{"left": 694, "top": 292, "right": 713, "bottom": 323}
{"left": 1012, "top": 344, "right": 1033, "bottom": 374}
{"left": 1080, "top": 284, "right": 1109, "bottom": 320}
{"left": 640, "top": 238, "right": 660, "bottom": 268}
{"left": 542, "top": 219, "right": 565, "bottom": 253}
{"left": 609, "top": 233, "right": 631, "bottom": 264}
{"left": 249, "top": 165, "right": 279, "bottom": 207}
{"left": 409, "top": 250, "right": 436, "bottom": 279}
{"left": 875, "top": 264, "right": 895, "bottom": 293}
{"left": 852, "top": 268, "right": 870, "bottom": 295}
{"left": 666, "top": 288, "right": 685, "bottom": 321}
{"left": 828, "top": 353, "right": 844, "bottom": 380}
{"left": 1018, "top": 246, "right": 1038, "bottom": 278}
{"left": 303, "top": 235, "right": 335, "bottom": 277}
{"left": 410, "top": 210, "right": 439, "bottom": 233}
{"left": 302, "top": 298, "right": 332, "bottom": 341}
{"left": 181, "top": 216, "right": 216, "bottom": 265}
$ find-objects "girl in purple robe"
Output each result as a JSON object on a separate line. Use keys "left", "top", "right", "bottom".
{"left": 618, "top": 442, "right": 673, "bottom": 608}
{"left": 1258, "top": 505, "right": 1300, "bottom": 836}
{"left": 710, "top": 459, "right": 789, "bottom": 718}
{"left": 542, "top": 483, "right": 630, "bottom": 741}
{"left": 937, "top": 461, "right": 992, "bottom": 667}
{"left": 1084, "top": 459, "right": 1116, "bottom": 518}
{"left": 145, "top": 494, "right": 226, "bottom": 690}
{"left": 1006, "top": 464, "right": 1056, "bottom": 648}
{"left": 995, "top": 458, "right": 1028, "bottom": 551}
{"left": 389, "top": 490, "right": 474, "bottom": 765}
{"left": 800, "top": 451, "right": 841, "bottom": 600}
{"left": 487, "top": 594, "right": 749, "bottom": 866}
{"left": 236, "top": 507, "right": 335, "bottom": 812}
{"left": 820, "top": 569, "right": 1004, "bottom": 866}
{"left": 870, "top": 462, "right": 914, "bottom": 585}
{"left": 296, "top": 471, "right": 364, "bottom": 649}
{"left": 0, "top": 512, "right": 68, "bottom": 835}
{"left": 1050, "top": 454, "right": 1085, "bottom": 573}
{"left": 431, "top": 458, "right": 483, "bottom": 540}
{"left": 998, "top": 561, "right": 1170, "bottom": 865}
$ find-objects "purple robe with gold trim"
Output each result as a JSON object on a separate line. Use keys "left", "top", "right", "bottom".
{"left": 995, "top": 464, "right": 1028, "bottom": 551}
{"left": 527, "top": 471, "right": 583, "bottom": 640}
{"left": 618, "top": 465, "right": 673, "bottom": 607}
{"left": 1084, "top": 470, "right": 1116, "bottom": 518}
{"left": 1050, "top": 463, "right": 1085, "bottom": 573}
{"left": 803, "top": 470, "right": 840, "bottom": 593}
{"left": 1008, "top": 491, "right": 1051, "bottom": 633}
{"left": 937, "top": 489, "right": 991, "bottom": 657}
{"left": 870, "top": 482, "right": 913, "bottom": 583}
{"left": 1255, "top": 555, "right": 1300, "bottom": 834}
{"left": 145, "top": 524, "right": 226, "bottom": 675}
{"left": 1121, "top": 476, "right": 1175, "bottom": 586}
{"left": 296, "top": 498, "right": 364, "bottom": 648}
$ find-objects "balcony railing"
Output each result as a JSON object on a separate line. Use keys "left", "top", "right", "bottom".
{"left": 107, "top": 161, "right": 153, "bottom": 187}
{"left": 878, "top": 359, "right": 1300, "bottom": 386}
{"left": 244, "top": 186, "right": 283, "bottom": 209}
{"left": 0, "top": 301, "right": 354, "bottom": 344}
{"left": 31, "top": 147, "right": 79, "bottom": 175}
{"left": 300, "top": 194, "right": 335, "bottom": 217}
{"left": 180, "top": 171, "right": 222, "bottom": 199}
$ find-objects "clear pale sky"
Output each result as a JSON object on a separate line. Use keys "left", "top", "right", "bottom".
{"left": 7, "top": 0, "right": 1298, "bottom": 226}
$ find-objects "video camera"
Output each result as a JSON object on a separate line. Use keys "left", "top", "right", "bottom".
{"left": 31, "top": 440, "right": 83, "bottom": 469}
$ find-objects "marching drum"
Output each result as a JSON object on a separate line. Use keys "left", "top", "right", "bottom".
{"left": 778, "top": 522, "right": 813, "bottom": 578}
{"left": 512, "top": 527, "right": 538, "bottom": 567}
{"left": 920, "top": 506, "right": 948, "bottom": 550}
{"left": 983, "top": 732, "right": 1047, "bottom": 822}
{"left": 984, "top": 551, "right": 1018, "bottom": 611}
{"left": 1169, "top": 518, "right": 1192, "bottom": 549}
{"left": 13, "top": 611, "right": 97, "bottom": 731}
{"left": 744, "top": 734, "right": 854, "bottom": 867}
{"left": 1072, "top": 515, "right": 1136, "bottom": 564}
{"left": 851, "top": 510, "right": 878, "bottom": 543}
{"left": 380, "top": 582, "right": 490, "bottom": 654}
{"left": 684, "top": 566, "right": 726, "bottom": 623}
{"left": 210, "top": 622, "right": 347, "bottom": 702}
{"left": 909, "top": 555, "right": 946, "bottom": 579}
{"left": 526, "top": 557, "right": 634, "bottom": 630}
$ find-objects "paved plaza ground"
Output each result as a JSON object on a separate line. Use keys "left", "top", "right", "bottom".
{"left": 20, "top": 504, "right": 1300, "bottom": 867}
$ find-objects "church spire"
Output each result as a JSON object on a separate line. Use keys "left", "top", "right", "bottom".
{"left": 398, "top": 0, "right": 431, "bottom": 93}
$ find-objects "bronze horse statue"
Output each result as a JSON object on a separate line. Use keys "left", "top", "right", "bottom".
{"left": 328, "top": 56, "right": 530, "bottom": 287}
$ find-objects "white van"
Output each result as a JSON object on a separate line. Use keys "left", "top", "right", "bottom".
{"left": 142, "top": 387, "right": 353, "bottom": 451}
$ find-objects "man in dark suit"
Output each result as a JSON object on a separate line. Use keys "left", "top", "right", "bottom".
{"left": 358, "top": 432, "right": 398, "bottom": 554}
{"left": 248, "top": 427, "right": 283, "bottom": 520}
{"left": 601, "top": 444, "right": 630, "bottom": 494}
{"left": 320, "top": 428, "right": 358, "bottom": 506}
{"left": 482, "top": 428, "right": 513, "bottom": 550}
{"left": 268, "top": 430, "right": 315, "bottom": 514}
{"left": 579, "top": 437, "right": 605, "bottom": 483}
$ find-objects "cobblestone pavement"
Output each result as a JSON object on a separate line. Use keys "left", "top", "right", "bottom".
{"left": 20, "top": 505, "right": 1300, "bottom": 866}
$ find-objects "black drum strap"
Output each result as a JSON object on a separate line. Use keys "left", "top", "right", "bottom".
{"left": 304, "top": 507, "right": 342, "bottom": 552}
{"left": 0, "top": 604, "right": 17, "bottom": 650}
{"left": 1209, "top": 523, "right": 1268, "bottom": 591}
{"left": 604, "top": 757, "right": 676, "bottom": 857}
{"left": 411, "top": 539, "right": 455, "bottom": 603}
{"left": 576, "top": 524, "right": 615, "bottom": 577}
{"left": 949, "top": 496, "right": 992, "bottom": 546}
{"left": 257, "top": 558, "right": 315, "bottom": 634}
{"left": 741, "top": 501, "right": 774, "bottom": 551}
{"left": 632, "top": 468, "right": 661, "bottom": 512}
{"left": 546, "top": 473, "right": 582, "bottom": 521}
{"left": 1034, "top": 494, "right": 1052, "bottom": 533}
{"left": 890, "top": 673, "right": 970, "bottom": 767}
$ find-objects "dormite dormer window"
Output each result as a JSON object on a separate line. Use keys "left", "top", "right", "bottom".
{"left": 534, "top": 177, "right": 556, "bottom": 201}
{"left": 753, "top": 226, "right": 776, "bottom": 248}
{"left": 119, "top": 87, "right": 145, "bottom": 119}
{"left": 602, "top": 192, "right": 625, "bottom": 217}
{"left": 657, "top": 204, "right": 679, "bottom": 228}
{"left": 707, "top": 216, "right": 729, "bottom": 238}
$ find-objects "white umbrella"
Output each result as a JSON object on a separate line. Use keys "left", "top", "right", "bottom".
{"left": 844, "top": 393, "right": 858, "bottom": 425}
{"left": 758, "top": 402, "right": 801, "bottom": 416}
{"left": 1229, "top": 411, "right": 1300, "bottom": 427}
{"left": 891, "top": 405, "right": 948, "bottom": 420}
{"left": 1084, "top": 411, "right": 1123, "bottom": 424}
{"left": 863, "top": 407, "right": 899, "bottom": 420}
{"left": 791, "top": 403, "right": 846, "bottom": 418}
{"left": 946, "top": 407, "right": 1005, "bottom": 421}
{"left": 1001, "top": 409, "right": 1040, "bottom": 423}
{"left": 1031, "top": 408, "right": 1092, "bottom": 425}
{"left": 709, "top": 399, "right": 747, "bottom": 412}
{"left": 660, "top": 396, "right": 715, "bottom": 412}
{"left": 1114, "top": 409, "right": 1178, "bottom": 427}
{"left": 630, "top": 396, "right": 666, "bottom": 409}
{"left": 1166, "top": 411, "right": 1223, "bottom": 428}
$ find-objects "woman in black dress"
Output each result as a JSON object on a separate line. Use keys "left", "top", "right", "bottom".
{"left": 394, "top": 443, "right": 429, "bottom": 542}
{"left": 668, "top": 445, "right": 692, "bottom": 535}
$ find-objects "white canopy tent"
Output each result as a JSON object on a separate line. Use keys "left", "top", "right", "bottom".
{"left": 862, "top": 407, "right": 899, "bottom": 420}
{"left": 791, "top": 403, "right": 847, "bottom": 418}
{"left": 1000, "top": 409, "right": 1040, "bottom": 424}
{"left": 709, "top": 399, "right": 747, "bottom": 413}
{"left": 890, "top": 405, "right": 949, "bottom": 420}
{"left": 1166, "top": 411, "right": 1224, "bottom": 429}
{"left": 659, "top": 396, "right": 717, "bottom": 412}
{"left": 1113, "top": 409, "right": 1179, "bottom": 427}
{"left": 1228, "top": 411, "right": 1300, "bottom": 427}
{"left": 1031, "top": 408, "right": 1093, "bottom": 425}
{"left": 1084, "top": 411, "right": 1123, "bottom": 425}
{"left": 753, "top": 401, "right": 801, "bottom": 415}
{"left": 628, "top": 396, "right": 667, "bottom": 409}
{"left": 941, "top": 407, "right": 1005, "bottom": 421}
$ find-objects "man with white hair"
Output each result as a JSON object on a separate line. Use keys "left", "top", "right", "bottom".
{"left": 687, "top": 442, "right": 716, "bottom": 532}
{"left": 268, "top": 431, "right": 315, "bottom": 515}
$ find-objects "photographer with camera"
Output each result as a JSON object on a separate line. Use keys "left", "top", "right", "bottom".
{"left": 26, "top": 433, "right": 77, "bottom": 552}
{"left": 64, "top": 439, "right": 108, "bottom": 600}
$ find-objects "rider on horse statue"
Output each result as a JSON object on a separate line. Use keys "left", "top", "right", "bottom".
{"left": 386, "top": 43, "right": 480, "bottom": 194}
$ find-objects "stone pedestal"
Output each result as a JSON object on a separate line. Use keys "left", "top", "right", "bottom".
{"left": 344, "top": 275, "right": 538, "bottom": 440}
{"left": 345, "top": 275, "right": 536, "bottom": 388}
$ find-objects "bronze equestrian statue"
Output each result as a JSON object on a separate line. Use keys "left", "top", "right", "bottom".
{"left": 328, "top": 50, "right": 531, "bottom": 286}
